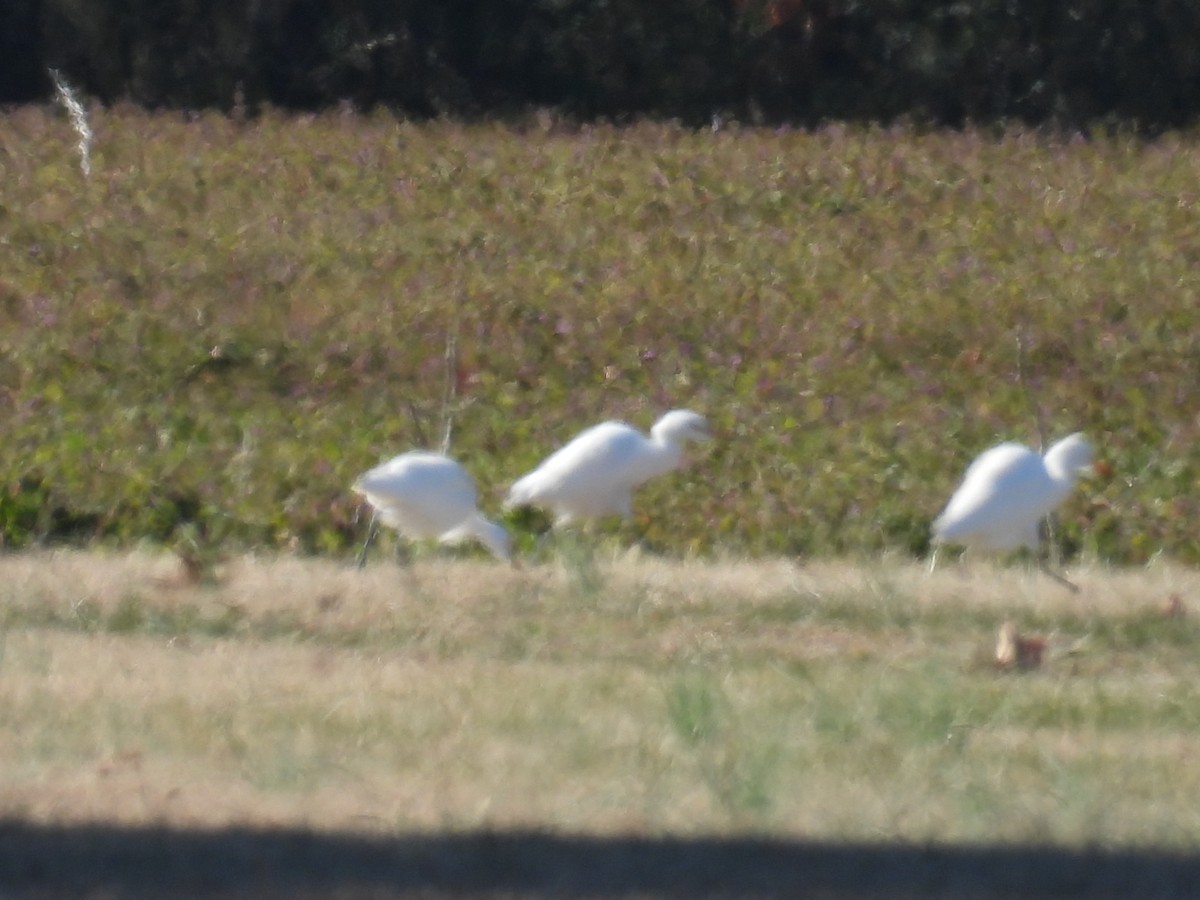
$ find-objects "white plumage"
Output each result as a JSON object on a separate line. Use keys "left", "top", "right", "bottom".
{"left": 505, "top": 409, "right": 712, "bottom": 525}
{"left": 931, "top": 433, "right": 1094, "bottom": 588}
{"left": 352, "top": 451, "right": 510, "bottom": 562}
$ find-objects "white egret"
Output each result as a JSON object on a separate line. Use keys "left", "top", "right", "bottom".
{"left": 930, "top": 433, "right": 1095, "bottom": 591}
{"left": 505, "top": 409, "right": 712, "bottom": 525}
{"left": 352, "top": 451, "right": 511, "bottom": 564}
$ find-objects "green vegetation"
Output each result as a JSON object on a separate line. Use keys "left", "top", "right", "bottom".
{"left": 1, "top": 108, "right": 1197, "bottom": 563}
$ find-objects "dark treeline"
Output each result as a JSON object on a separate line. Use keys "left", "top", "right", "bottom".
{"left": 3, "top": 0, "right": 1200, "bottom": 129}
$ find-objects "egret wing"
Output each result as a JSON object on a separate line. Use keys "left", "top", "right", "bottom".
{"left": 354, "top": 452, "right": 480, "bottom": 537}
{"left": 933, "top": 443, "right": 1053, "bottom": 549}
{"left": 508, "top": 422, "right": 646, "bottom": 516}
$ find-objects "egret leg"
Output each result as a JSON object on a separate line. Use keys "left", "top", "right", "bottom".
{"left": 356, "top": 511, "right": 379, "bottom": 569}
{"left": 627, "top": 515, "right": 655, "bottom": 556}
{"left": 527, "top": 528, "right": 557, "bottom": 565}
{"left": 1035, "top": 519, "right": 1079, "bottom": 593}
{"left": 558, "top": 527, "right": 602, "bottom": 594}
{"left": 1038, "top": 557, "right": 1080, "bottom": 594}
{"left": 927, "top": 545, "right": 940, "bottom": 575}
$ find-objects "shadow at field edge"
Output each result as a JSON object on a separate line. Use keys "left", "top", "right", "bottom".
{"left": 2, "top": 820, "right": 1199, "bottom": 899}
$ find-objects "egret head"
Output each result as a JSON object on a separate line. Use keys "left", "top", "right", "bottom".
{"left": 476, "top": 518, "right": 512, "bottom": 563}
{"left": 650, "top": 409, "right": 712, "bottom": 446}
{"left": 1044, "top": 433, "right": 1094, "bottom": 477}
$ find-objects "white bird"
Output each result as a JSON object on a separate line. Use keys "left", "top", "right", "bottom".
{"left": 352, "top": 451, "right": 511, "bottom": 564}
{"left": 505, "top": 409, "right": 712, "bottom": 525}
{"left": 930, "top": 433, "right": 1095, "bottom": 591}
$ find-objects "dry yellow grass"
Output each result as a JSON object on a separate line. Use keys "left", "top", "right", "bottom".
{"left": 2, "top": 550, "right": 1199, "bottom": 846}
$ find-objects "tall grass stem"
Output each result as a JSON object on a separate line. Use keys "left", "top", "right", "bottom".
{"left": 49, "top": 69, "right": 92, "bottom": 180}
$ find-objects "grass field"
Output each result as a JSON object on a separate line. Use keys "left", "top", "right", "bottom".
{"left": 4, "top": 551, "right": 1200, "bottom": 897}
{"left": 3, "top": 551, "right": 1198, "bottom": 843}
